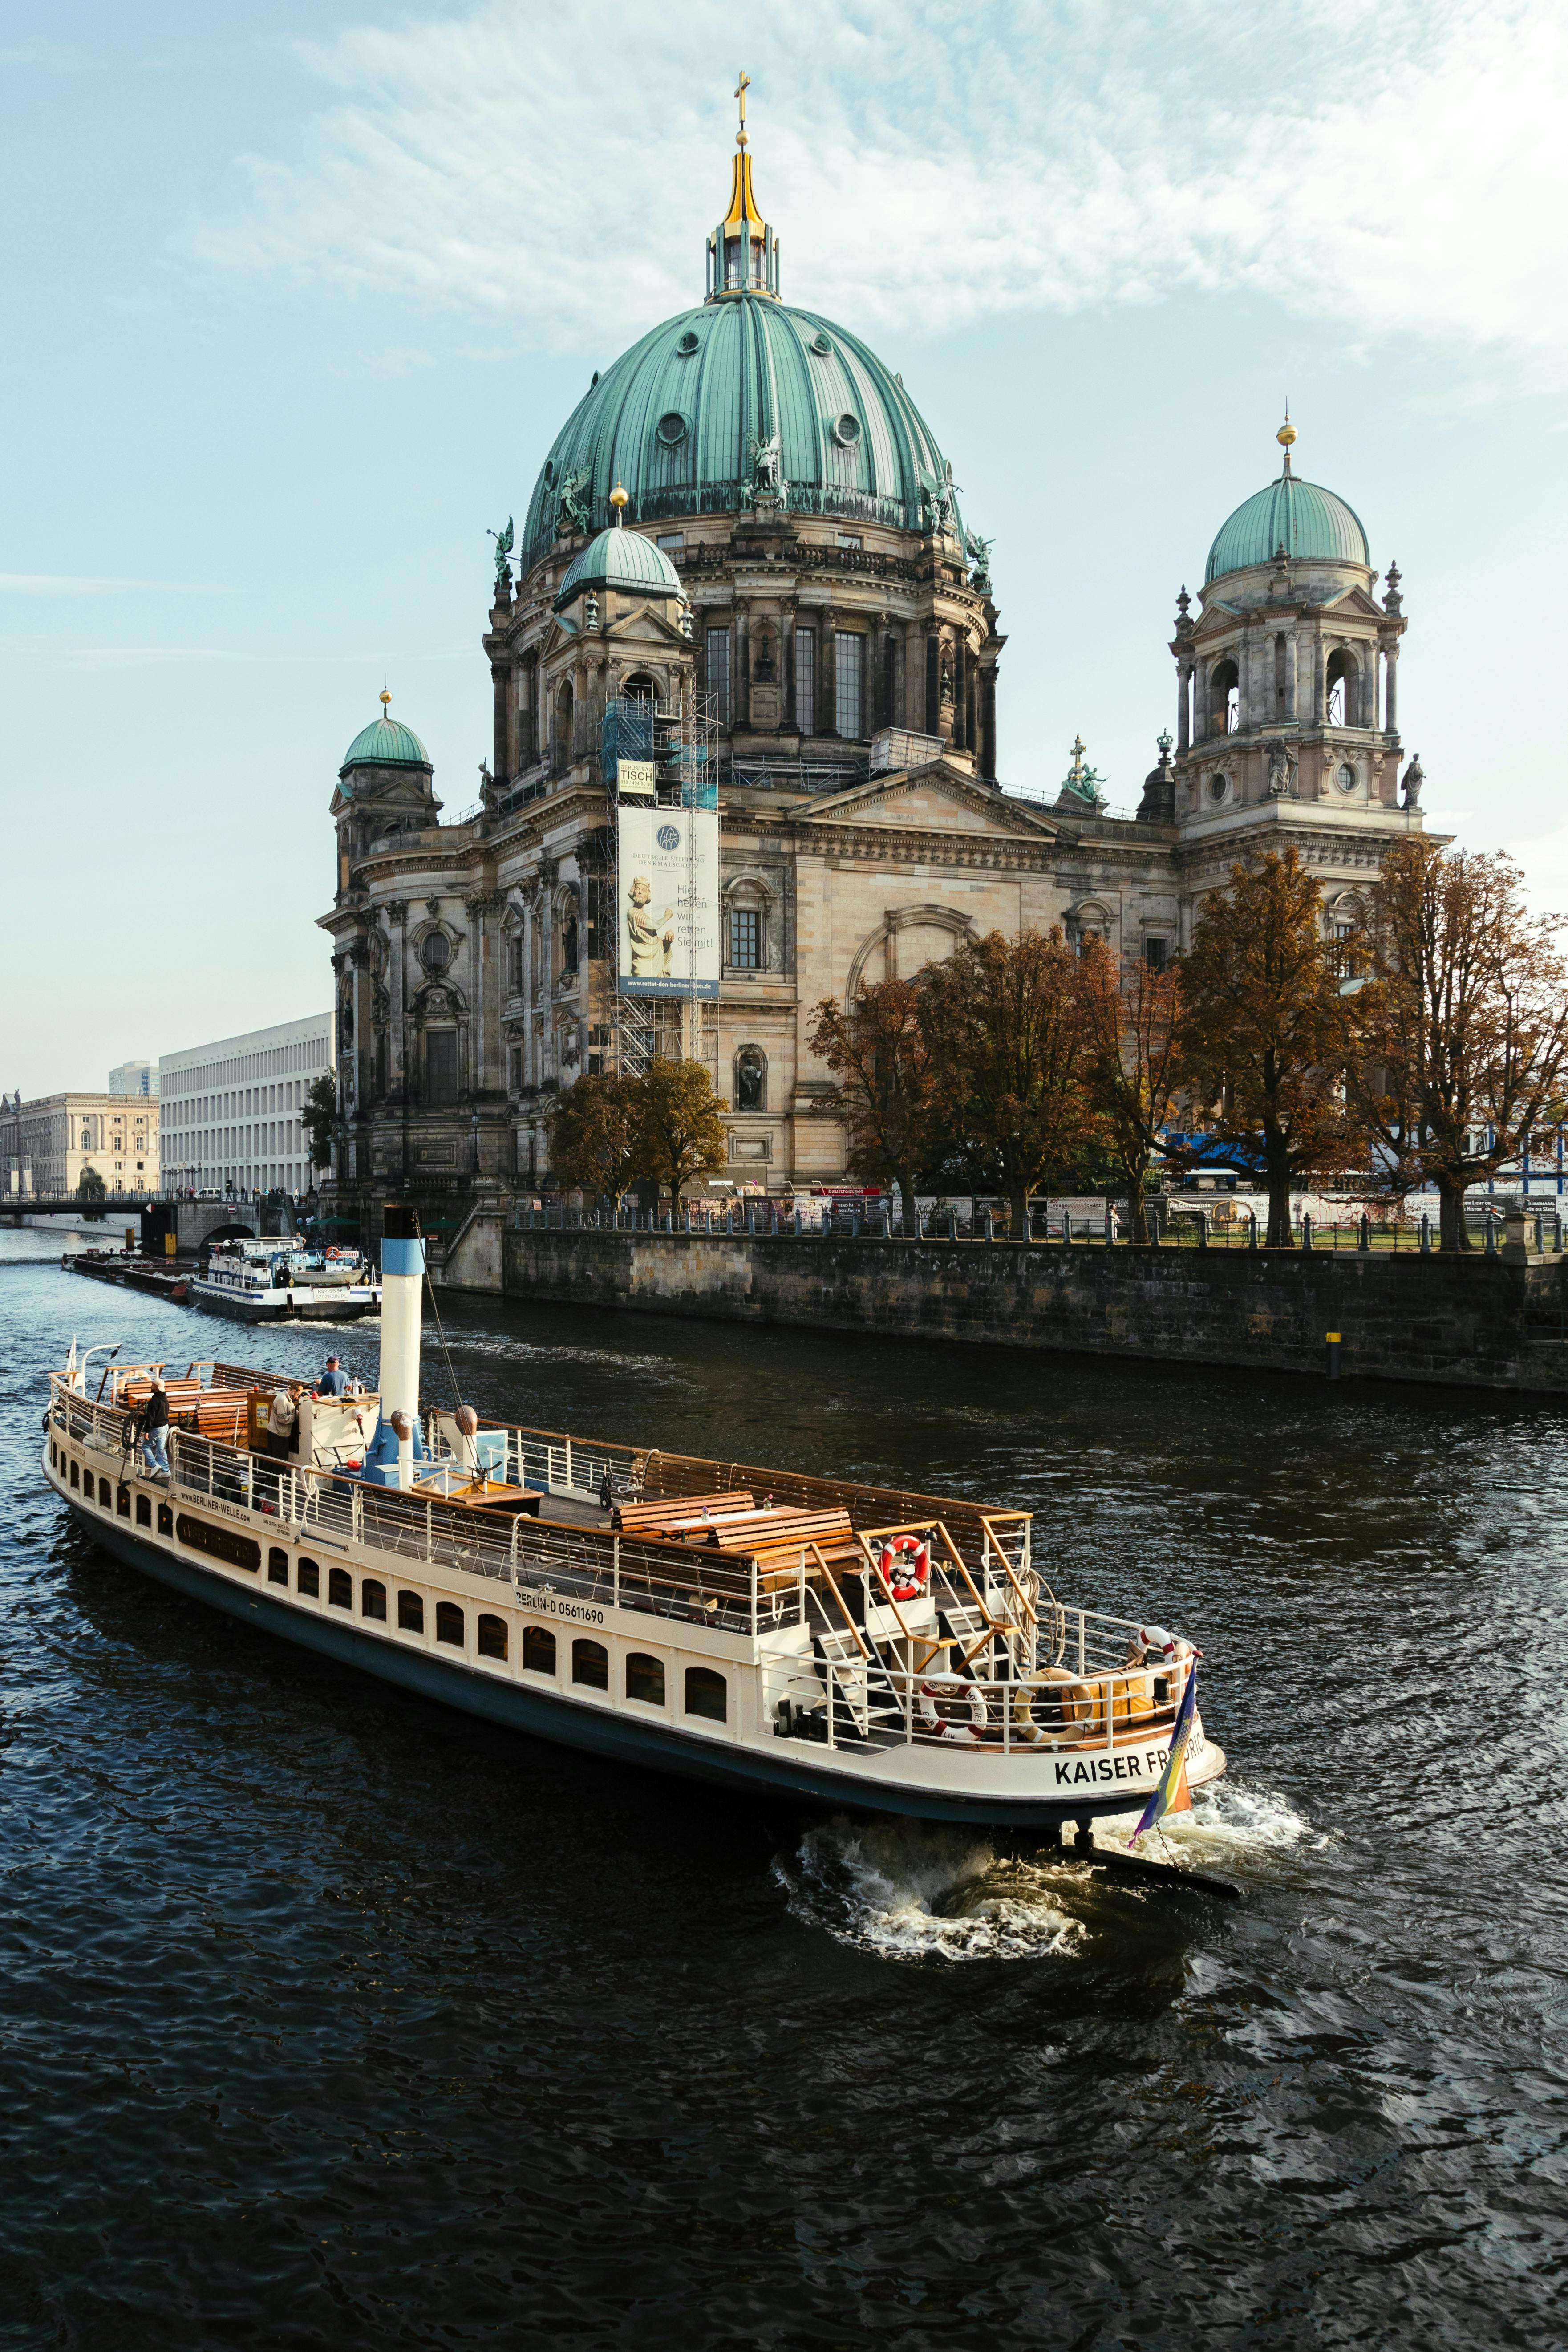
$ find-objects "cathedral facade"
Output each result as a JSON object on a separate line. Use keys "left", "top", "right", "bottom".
{"left": 320, "top": 115, "right": 1426, "bottom": 1217}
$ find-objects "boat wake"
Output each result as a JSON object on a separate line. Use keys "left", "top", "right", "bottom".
{"left": 775, "top": 1818, "right": 1086, "bottom": 1963}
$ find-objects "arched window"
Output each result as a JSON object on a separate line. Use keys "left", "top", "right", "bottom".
{"left": 573, "top": 1638, "right": 609, "bottom": 1689}
{"left": 362, "top": 1580, "right": 387, "bottom": 1621}
{"left": 425, "top": 1030, "right": 458, "bottom": 1105}
{"left": 623, "top": 671, "right": 657, "bottom": 704}
{"left": 1326, "top": 649, "right": 1358, "bottom": 729}
{"left": 137, "top": 1494, "right": 153, "bottom": 1527}
{"left": 477, "top": 1614, "right": 508, "bottom": 1660}
{"left": 397, "top": 1590, "right": 424, "bottom": 1633}
{"left": 117, "top": 1486, "right": 130, "bottom": 1517}
{"left": 734, "top": 1046, "right": 767, "bottom": 1113}
{"left": 435, "top": 1601, "right": 464, "bottom": 1647}
{"left": 69, "top": 1459, "right": 79, "bottom": 1488}
{"left": 626, "top": 1652, "right": 665, "bottom": 1705}
{"left": 158, "top": 1502, "right": 174, "bottom": 1536}
{"left": 553, "top": 681, "right": 575, "bottom": 776}
{"left": 726, "top": 884, "right": 766, "bottom": 973}
{"left": 1274, "top": 631, "right": 1288, "bottom": 712}
{"left": 1209, "top": 658, "right": 1240, "bottom": 737}
{"left": 328, "top": 1567, "right": 352, "bottom": 1610}
{"left": 268, "top": 1546, "right": 288, "bottom": 1585}
{"left": 297, "top": 1559, "right": 320, "bottom": 1597}
{"left": 685, "top": 1666, "right": 727, "bottom": 1722}
{"left": 523, "top": 1624, "right": 556, "bottom": 1675}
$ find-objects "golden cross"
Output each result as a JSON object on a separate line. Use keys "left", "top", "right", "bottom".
{"left": 734, "top": 68, "right": 750, "bottom": 146}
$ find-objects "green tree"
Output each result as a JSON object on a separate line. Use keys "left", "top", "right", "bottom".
{"left": 918, "top": 928, "right": 1094, "bottom": 1235}
{"left": 1353, "top": 839, "right": 1568, "bottom": 1249}
{"left": 627, "top": 1057, "right": 727, "bottom": 1205}
{"left": 77, "top": 1164, "right": 106, "bottom": 1221}
{"left": 544, "top": 1072, "right": 637, "bottom": 1205}
{"left": 1078, "top": 939, "right": 1184, "bottom": 1243}
{"left": 301, "top": 1075, "right": 336, "bottom": 1172}
{"left": 807, "top": 980, "right": 936, "bottom": 1234}
{"left": 1177, "top": 847, "right": 1364, "bottom": 1246}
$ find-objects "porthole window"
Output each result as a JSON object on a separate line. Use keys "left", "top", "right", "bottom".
{"left": 810, "top": 331, "right": 833, "bottom": 355}
{"left": 1208, "top": 775, "right": 1228, "bottom": 803}
{"left": 362, "top": 1580, "right": 388, "bottom": 1622}
{"left": 477, "top": 1614, "right": 508, "bottom": 1661}
{"left": 397, "top": 1590, "right": 424, "bottom": 1633}
{"left": 436, "top": 1601, "right": 465, "bottom": 1648}
{"left": 543, "top": 459, "right": 555, "bottom": 485}
{"left": 676, "top": 330, "right": 700, "bottom": 356}
{"left": 328, "top": 1567, "right": 352, "bottom": 1610}
{"left": 572, "top": 1638, "right": 609, "bottom": 1690}
{"left": 523, "top": 1624, "right": 556, "bottom": 1675}
{"left": 832, "top": 413, "right": 861, "bottom": 447}
{"left": 1337, "top": 762, "right": 1358, "bottom": 794}
{"left": 297, "top": 1558, "right": 320, "bottom": 1598}
{"left": 421, "top": 931, "right": 451, "bottom": 975}
{"left": 685, "top": 1667, "right": 727, "bottom": 1722}
{"left": 656, "top": 411, "right": 689, "bottom": 447}
{"left": 626, "top": 1652, "right": 665, "bottom": 1706}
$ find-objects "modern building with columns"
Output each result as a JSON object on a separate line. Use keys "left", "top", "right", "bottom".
{"left": 318, "top": 109, "right": 1427, "bottom": 1224}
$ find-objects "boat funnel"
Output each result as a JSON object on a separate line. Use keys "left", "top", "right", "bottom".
{"left": 379, "top": 1204, "right": 424, "bottom": 1485}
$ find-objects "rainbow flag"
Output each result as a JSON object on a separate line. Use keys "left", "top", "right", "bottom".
{"left": 1131, "top": 1666, "right": 1197, "bottom": 1845}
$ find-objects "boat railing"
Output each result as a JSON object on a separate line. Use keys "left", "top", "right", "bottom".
{"left": 762, "top": 1650, "right": 1194, "bottom": 1761}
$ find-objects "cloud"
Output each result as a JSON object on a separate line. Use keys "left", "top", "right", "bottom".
{"left": 199, "top": 0, "right": 1568, "bottom": 370}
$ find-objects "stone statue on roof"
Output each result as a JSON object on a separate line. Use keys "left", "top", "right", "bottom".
{"left": 964, "top": 529, "right": 993, "bottom": 590}
{"left": 556, "top": 468, "right": 592, "bottom": 537}
{"left": 488, "top": 516, "right": 514, "bottom": 584}
{"left": 745, "top": 429, "right": 786, "bottom": 505}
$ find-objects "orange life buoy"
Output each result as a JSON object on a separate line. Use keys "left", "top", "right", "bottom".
{"left": 879, "top": 1534, "right": 930, "bottom": 1602}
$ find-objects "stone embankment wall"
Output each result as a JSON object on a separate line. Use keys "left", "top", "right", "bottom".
{"left": 486, "top": 1231, "right": 1568, "bottom": 1393}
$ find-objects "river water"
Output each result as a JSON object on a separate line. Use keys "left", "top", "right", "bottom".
{"left": 2, "top": 1231, "right": 1564, "bottom": 2349}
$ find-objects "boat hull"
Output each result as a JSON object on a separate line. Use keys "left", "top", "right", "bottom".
{"left": 63, "top": 1501, "right": 1216, "bottom": 1830}
{"left": 188, "top": 1283, "right": 381, "bottom": 1322}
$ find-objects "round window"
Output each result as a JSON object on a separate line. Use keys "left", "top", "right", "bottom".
{"left": 676, "top": 330, "right": 700, "bottom": 356}
{"left": 833, "top": 413, "right": 862, "bottom": 446}
{"left": 1208, "top": 775, "right": 1228, "bottom": 803}
{"left": 656, "top": 411, "right": 689, "bottom": 447}
{"left": 810, "top": 331, "right": 833, "bottom": 356}
{"left": 421, "top": 932, "right": 451, "bottom": 974}
{"left": 542, "top": 458, "right": 555, "bottom": 486}
{"left": 1337, "top": 762, "right": 1357, "bottom": 794}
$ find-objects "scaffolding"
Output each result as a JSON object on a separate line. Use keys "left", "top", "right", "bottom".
{"left": 604, "top": 691, "right": 721, "bottom": 1082}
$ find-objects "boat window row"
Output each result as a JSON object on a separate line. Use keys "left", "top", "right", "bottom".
{"left": 56, "top": 1449, "right": 727, "bottom": 1719}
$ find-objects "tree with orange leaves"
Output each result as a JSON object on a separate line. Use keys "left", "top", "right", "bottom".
{"left": 1352, "top": 839, "right": 1568, "bottom": 1249}
{"left": 807, "top": 979, "right": 936, "bottom": 1234}
{"left": 1077, "top": 940, "right": 1183, "bottom": 1244}
{"left": 1177, "top": 847, "right": 1365, "bottom": 1245}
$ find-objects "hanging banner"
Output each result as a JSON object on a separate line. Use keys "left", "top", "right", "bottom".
{"left": 616, "top": 803, "right": 720, "bottom": 1000}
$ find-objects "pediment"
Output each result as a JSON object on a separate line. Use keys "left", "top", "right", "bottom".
{"left": 604, "top": 605, "right": 690, "bottom": 649}
{"left": 798, "top": 759, "right": 1060, "bottom": 840}
{"left": 1321, "top": 584, "right": 1387, "bottom": 621}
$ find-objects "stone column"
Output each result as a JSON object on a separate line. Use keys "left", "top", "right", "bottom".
{"left": 821, "top": 604, "right": 837, "bottom": 738}
{"left": 979, "top": 660, "right": 998, "bottom": 781}
{"left": 1176, "top": 658, "right": 1192, "bottom": 754}
{"left": 1384, "top": 642, "right": 1399, "bottom": 735}
{"left": 903, "top": 619, "right": 924, "bottom": 733}
{"left": 491, "top": 662, "right": 512, "bottom": 783}
{"left": 387, "top": 903, "right": 408, "bottom": 1100}
{"left": 1285, "top": 633, "right": 1297, "bottom": 721}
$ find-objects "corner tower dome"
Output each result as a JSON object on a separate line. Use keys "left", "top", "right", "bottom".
{"left": 340, "top": 691, "right": 431, "bottom": 778}
{"left": 519, "top": 100, "right": 962, "bottom": 569}
{"left": 1205, "top": 419, "right": 1370, "bottom": 586}
{"left": 554, "top": 509, "right": 685, "bottom": 612}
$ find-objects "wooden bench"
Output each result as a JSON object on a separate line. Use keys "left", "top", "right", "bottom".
{"left": 613, "top": 1490, "right": 754, "bottom": 1533}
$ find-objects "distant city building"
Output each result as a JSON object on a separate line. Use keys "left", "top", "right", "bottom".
{"left": 108, "top": 1058, "right": 159, "bottom": 1097}
{"left": 1, "top": 1092, "right": 159, "bottom": 1198}
{"left": 158, "top": 1014, "right": 332, "bottom": 1195}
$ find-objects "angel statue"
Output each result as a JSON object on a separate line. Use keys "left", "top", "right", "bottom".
{"left": 556, "top": 467, "right": 592, "bottom": 537}
{"left": 487, "top": 516, "right": 515, "bottom": 585}
{"left": 918, "top": 459, "right": 957, "bottom": 535}
{"left": 746, "top": 429, "right": 785, "bottom": 501}
{"left": 964, "top": 529, "right": 994, "bottom": 590}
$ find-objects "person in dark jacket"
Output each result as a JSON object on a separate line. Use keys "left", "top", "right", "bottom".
{"left": 139, "top": 1380, "right": 170, "bottom": 1480}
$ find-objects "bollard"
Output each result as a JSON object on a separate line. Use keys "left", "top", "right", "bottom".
{"left": 1062, "top": 1212, "right": 1072, "bottom": 1246}
{"left": 1196, "top": 1210, "right": 1208, "bottom": 1250}
{"left": 1556, "top": 1213, "right": 1565, "bottom": 1256}
{"left": 1326, "top": 1330, "right": 1341, "bottom": 1380}
{"left": 682, "top": 1207, "right": 691, "bottom": 1234}
{"left": 1484, "top": 1215, "right": 1497, "bottom": 1256}
{"left": 982, "top": 1208, "right": 993, "bottom": 1243}
{"left": 1420, "top": 1212, "right": 1431, "bottom": 1254}
{"left": 1248, "top": 1210, "right": 1259, "bottom": 1251}
{"left": 948, "top": 1207, "right": 958, "bottom": 1241}
{"left": 793, "top": 1204, "right": 802, "bottom": 1237}
{"left": 1103, "top": 1206, "right": 1116, "bottom": 1248}
{"left": 1358, "top": 1212, "right": 1371, "bottom": 1254}
{"left": 1301, "top": 1213, "right": 1314, "bottom": 1252}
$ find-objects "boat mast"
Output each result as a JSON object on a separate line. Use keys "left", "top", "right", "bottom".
{"left": 379, "top": 1204, "right": 424, "bottom": 1489}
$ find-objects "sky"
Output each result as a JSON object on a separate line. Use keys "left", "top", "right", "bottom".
{"left": 5, "top": 0, "right": 1568, "bottom": 1097}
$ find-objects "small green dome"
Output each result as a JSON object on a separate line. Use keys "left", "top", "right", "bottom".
{"left": 522, "top": 291, "right": 960, "bottom": 568}
{"left": 554, "top": 520, "right": 684, "bottom": 612}
{"left": 340, "top": 706, "right": 431, "bottom": 776}
{"left": 1206, "top": 468, "right": 1369, "bottom": 584}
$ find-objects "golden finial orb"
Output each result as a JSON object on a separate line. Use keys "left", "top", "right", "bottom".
{"left": 609, "top": 483, "right": 629, "bottom": 507}
{"left": 1276, "top": 418, "right": 1297, "bottom": 450}
{"left": 379, "top": 688, "right": 392, "bottom": 707}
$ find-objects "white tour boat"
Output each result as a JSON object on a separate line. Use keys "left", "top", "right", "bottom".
{"left": 40, "top": 1211, "right": 1225, "bottom": 1836}
{"left": 190, "top": 1237, "right": 381, "bottom": 1322}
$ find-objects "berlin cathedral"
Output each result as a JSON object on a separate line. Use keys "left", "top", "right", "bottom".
{"left": 321, "top": 90, "right": 1427, "bottom": 1218}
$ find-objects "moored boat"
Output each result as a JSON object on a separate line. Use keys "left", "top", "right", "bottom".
{"left": 40, "top": 1211, "right": 1224, "bottom": 1831}
{"left": 189, "top": 1237, "right": 381, "bottom": 1322}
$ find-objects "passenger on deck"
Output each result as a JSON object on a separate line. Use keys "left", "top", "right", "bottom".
{"left": 267, "top": 1384, "right": 306, "bottom": 1459}
{"left": 138, "top": 1380, "right": 170, "bottom": 1481}
{"left": 317, "top": 1354, "right": 349, "bottom": 1398}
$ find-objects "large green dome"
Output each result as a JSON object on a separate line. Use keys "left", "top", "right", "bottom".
{"left": 1206, "top": 467, "right": 1369, "bottom": 584}
{"left": 340, "top": 707, "right": 430, "bottom": 777}
{"left": 521, "top": 290, "right": 960, "bottom": 569}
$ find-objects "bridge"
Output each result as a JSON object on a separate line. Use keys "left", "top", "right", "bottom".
{"left": 3, "top": 1195, "right": 301, "bottom": 1251}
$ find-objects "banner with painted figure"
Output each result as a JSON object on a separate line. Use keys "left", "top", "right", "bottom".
{"left": 616, "top": 801, "right": 720, "bottom": 1000}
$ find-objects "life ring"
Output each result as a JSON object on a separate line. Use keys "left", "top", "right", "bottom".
{"left": 1011, "top": 1666, "right": 1078, "bottom": 1744}
{"left": 917, "top": 1675, "right": 989, "bottom": 1742}
{"left": 879, "top": 1534, "right": 930, "bottom": 1602}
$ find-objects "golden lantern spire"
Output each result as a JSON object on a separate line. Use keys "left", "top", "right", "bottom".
{"left": 708, "top": 73, "right": 779, "bottom": 299}
{"left": 734, "top": 68, "right": 750, "bottom": 148}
